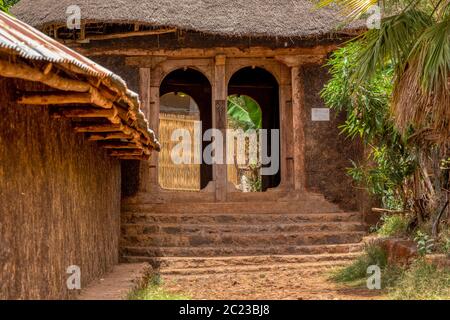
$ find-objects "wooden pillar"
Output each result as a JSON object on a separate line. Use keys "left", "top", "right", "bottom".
{"left": 138, "top": 67, "right": 157, "bottom": 192}
{"left": 291, "top": 65, "right": 306, "bottom": 191}
{"left": 214, "top": 55, "right": 227, "bottom": 202}
{"left": 280, "top": 83, "right": 294, "bottom": 189}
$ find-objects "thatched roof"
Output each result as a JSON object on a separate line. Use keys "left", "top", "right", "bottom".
{"left": 12, "top": 0, "right": 359, "bottom": 38}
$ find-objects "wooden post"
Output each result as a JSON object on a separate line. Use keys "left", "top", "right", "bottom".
{"left": 138, "top": 67, "right": 154, "bottom": 192}
{"left": 214, "top": 55, "right": 227, "bottom": 202}
{"left": 278, "top": 79, "right": 293, "bottom": 190}
{"left": 149, "top": 64, "right": 163, "bottom": 192}
{"left": 291, "top": 65, "right": 306, "bottom": 191}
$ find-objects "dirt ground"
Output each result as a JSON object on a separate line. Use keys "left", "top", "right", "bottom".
{"left": 160, "top": 269, "right": 386, "bottom": 300}
{"left": 78, "top": 263, "right": 387, "bottom": 300}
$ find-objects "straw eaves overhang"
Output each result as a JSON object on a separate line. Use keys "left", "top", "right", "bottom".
{"left": 0, "top": 11, "right": 160, "bottom": 160}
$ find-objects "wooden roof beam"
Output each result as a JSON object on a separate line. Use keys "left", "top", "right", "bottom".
{"left": 17, "top": 90, "right": 114, "bottom": 109}
{"left": 88, "top": 132, "right": 133, "bottom": 141}
{"left": 0, "top": 59, "right": 90, "bottom": 92}
{"left": 109, "top": 149, "right": 144, "bottom": 157}
{"left": 74, "top": 123, "right": 124, "bottom": 133}
{"left": 74, "top": 27, "right": 177, "bottom": 43}
{"left": 97, "top": 141, "right": 142, "bottom": 149}
{"left": 50, "top": 107, "right": 119, "bottom": 122}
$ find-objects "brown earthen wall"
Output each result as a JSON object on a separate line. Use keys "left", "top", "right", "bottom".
{"left": 302, "top": 65, "right": 362, "bottom": 210}
{"left": 0, "top": 78, "right": 121, "bottom": 300}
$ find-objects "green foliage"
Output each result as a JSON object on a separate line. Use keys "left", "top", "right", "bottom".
{"left": 331, "top": 244, "right": 387, "bottom": 282}
{"left": 0, "top": 0, "right": 19, "bottom": 12}
{"left": 322, "top": 41, "right": 394, "bottom": 142}
{"left": 388, "top": 259, "right": 450, "bottom": 300}
{"left": 414, "top": 230, "right": 435, "bottom": 256}
{"left": 322, "top": 41, "right": 416, "bottom": 210}
{"left": 227, "top": 95, "right": 262, "bottom": 132}
{"left": 377, "top": 214, "right": 409, "bottom": 237}
{"left": 321, "top": 1, "right": 450, "bottom": 141}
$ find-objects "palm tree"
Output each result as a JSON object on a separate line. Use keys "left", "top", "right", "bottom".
{"left": 318, "top": 0, "right": 450, "bottom": 236}
{"left": 319, "top": 0, "right": 450, "bottom": 143}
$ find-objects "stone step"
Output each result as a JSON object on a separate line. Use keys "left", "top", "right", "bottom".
{"left": 122, "top": 252, "right": 361, "bottom": 269}
{"left": 122, "top": 190, "right": 324, "bottom": 205}
{"left": 121, "top": 240, "right": 365, "bottom": 259}
{"left": 122, "top": 212, "right": 362, "bottom": 225}
{"left": 147, "top": 260, "right": 354, "bottom": 276}
{"left": 122, "top": 200, "right": 342, "bottom": 215}
{"left": 122, "top": 221, "right": 366, "bottom": 236}
{"left": 121, "top": 231, "right": 365, "bottom": 247}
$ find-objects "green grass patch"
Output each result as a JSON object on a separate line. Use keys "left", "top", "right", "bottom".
{"left": 377, "top": 214, "right": 409, "bottom": 237}
{"left": 128, "top": 274, "right": 191, "bottom": 300}
{"left": 332, "top": 244, "right": 450, "bottom": 299}
{"left": 388, "top": 259, "right": 450, "bottom": 300}
{"left": 331, "top": 244, "right": 387, "bottom": 283}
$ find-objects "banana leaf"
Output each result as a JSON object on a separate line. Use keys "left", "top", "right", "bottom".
{"left": 227, "top": 95, "right": 262, "bottom": 131}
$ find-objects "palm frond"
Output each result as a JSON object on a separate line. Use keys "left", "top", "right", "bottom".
{"left": 393, "top": 16, "right": 450, "bottom": 141}
{"left": 353, "top": 8, "right": 433, "bottom": 84}
{"left": 316, "top": 0, "right": 378, "bottom": 20}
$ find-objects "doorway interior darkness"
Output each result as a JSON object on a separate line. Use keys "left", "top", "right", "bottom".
{"left": 228, "top": 67, "right": 281, "bottom": 191}
{"left": 160, "top": 68, "right": 213, "bottom": 189}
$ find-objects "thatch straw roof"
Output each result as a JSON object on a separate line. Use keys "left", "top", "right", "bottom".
{"left": 12, "top": 0, "right": 359, "bottom": 38}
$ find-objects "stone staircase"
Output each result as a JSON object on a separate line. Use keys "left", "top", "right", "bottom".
{"left": 120, "top": 191, "right": 367, "bottom": 285}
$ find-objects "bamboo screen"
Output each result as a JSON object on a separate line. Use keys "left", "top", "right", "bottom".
{"left": 227, "top": 137, "right": 240, "bottom": 187}
{"left": 158, "top": 113, "right": 201, "bottom": 191}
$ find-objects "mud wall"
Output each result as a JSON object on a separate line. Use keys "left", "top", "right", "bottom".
{"left": 0, "top": 78, "right": 121, "bottom": 299}
{"left": 302, "top": 65, "right": 363, "bottom": 210}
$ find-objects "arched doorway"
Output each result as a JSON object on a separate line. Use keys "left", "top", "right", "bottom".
{"left": 159, "top": 68, "right": 213, "bottom": 190}
{"left": 228, "top": 67, "right": 281, "bottom": 191}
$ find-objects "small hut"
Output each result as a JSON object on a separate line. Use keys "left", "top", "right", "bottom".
{"left": 0, "top": 11, "right": 158, "bottom": 299}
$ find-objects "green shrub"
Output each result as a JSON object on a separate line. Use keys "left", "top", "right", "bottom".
{"left": 332, "top": 244, "right": 387, "bottom": 282}
{"left": 414, "top": 230, "right": 435, "bottom": 256}
{"left": 377, "top": 214, "right": 409, "bottom": 237}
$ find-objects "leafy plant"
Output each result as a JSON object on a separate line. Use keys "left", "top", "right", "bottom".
{"left": 377, "top": 214, "right": 409, "bottom": 237}
{"left": 0, "top": 0, "right": 19, "bottom": 13}
{"left": 322, "top": 41, "right": 416, "bottom": 211}
{"left": 414, "top": 231, "right": 435, "bottom": 256}
{"left": 227, "top": 95, "right": 262, "bottom": 131}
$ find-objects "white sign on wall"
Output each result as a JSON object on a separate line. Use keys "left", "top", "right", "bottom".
{"left": 311, "top": 108, "right": 330, "bottom": 121}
